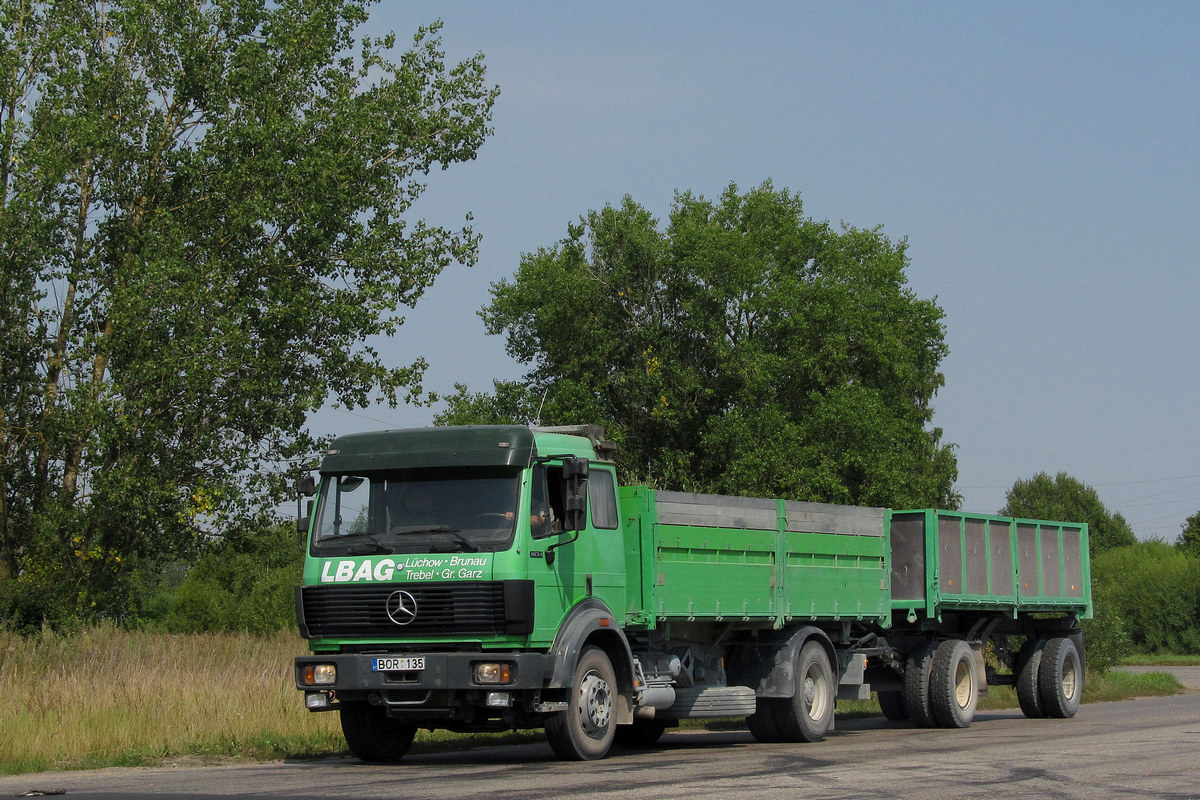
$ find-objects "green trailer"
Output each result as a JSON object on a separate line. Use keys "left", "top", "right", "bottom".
{"left": 295, "top": 425, "right": 1090, "bottom": 761}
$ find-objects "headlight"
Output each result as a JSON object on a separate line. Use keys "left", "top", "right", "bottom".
{"left": 473, "top": 662, "right": 514, "bottom": 685}
{"left": 302, "top": 663, "right": 337, "bottom": 685}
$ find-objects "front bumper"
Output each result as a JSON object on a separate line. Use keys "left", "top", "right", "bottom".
{"left": 295, "top": 651, "right": 554, "bottom": 696}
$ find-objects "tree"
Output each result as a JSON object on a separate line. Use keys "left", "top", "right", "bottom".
{"left": 1177, "top": 511, "right": 1200, "bottom": 557}
{"left": 437, "top": 182, "right": 959, "bottom": 509}
{"left": 1000, "top": 472, "right": 1137, "bottom": 553}
{"left": 0, "top": 0, "right": 498, "bottom": 623}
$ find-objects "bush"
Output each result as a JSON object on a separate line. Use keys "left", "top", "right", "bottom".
{"left": 151, "top": 525, "right": 305, "bottom": 634}
{"left": 1092, "top": 541, "right": 1200, "bottom": 654}
{"left": 1081, "top": 590, "right": 1131, "bottom": 674}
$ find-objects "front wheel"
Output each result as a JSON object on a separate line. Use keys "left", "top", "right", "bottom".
{"left": 903, "top": 640, "right": 938, "bottom": 728}
{"left": 1039, "top": 636, "right": 1083, "bottom": 718}
{"left": 770, "top": 640, "right": 835, "bottom": 742}
{"left": 1016, "top": 639, "right": 1047, "bottom": 719}
{"left": 930, "top": 640, "right": 980, "bottom": 729}
{"left": 339, "top": 702, "right": 417, "bottom": 763}
{"left": 546, "top": 645, "right": 618, "bottom": 760}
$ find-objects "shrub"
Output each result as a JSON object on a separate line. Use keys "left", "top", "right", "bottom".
{"left": 1081, "top": 589, "right": 1131, "bottom": 674}
{"left": 1092, "top": 541, "right": 1200, "bottom": 654}
{"left": 152, "top": 525, "right": 304, "bottom": 634}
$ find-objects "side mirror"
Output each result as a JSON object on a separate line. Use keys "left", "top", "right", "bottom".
{"left": 562, "top": 457, "right": 589, "bottom": 532}
{"left": 296, "top": 500, "right": 313, "bottom": 535}
{"left": 296, "top": 472, "right": 316, "bottom": 544}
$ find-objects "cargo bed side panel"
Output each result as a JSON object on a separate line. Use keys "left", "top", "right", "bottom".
{"left": 890, "top": 509, "right": 1092, "bottom": 619}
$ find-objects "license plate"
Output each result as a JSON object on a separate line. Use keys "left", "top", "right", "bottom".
{"left": 372, "top": 656, "right": 425, "bottom": 672}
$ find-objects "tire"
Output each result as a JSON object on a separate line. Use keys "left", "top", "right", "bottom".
{"left": 746, "top": 699, "right": 783, "bottom": 743}
{"left": 614, "top": 719, "right": 668, "bottom": 747}
{"left": 770, "top": 640, "right": 836, "bottom": 743}
{"left": 929, "top": 639, "right": 980, "bottom": 728}
{"left": 1016, "top": 639, "right": 1047, "bottom": 719}
{"left": 1039, "top": 636, "right": 1083, "bottom": 719}
{"left": 339, "top": 702, "right": 417, "bottom": 763}
{"left": 546, "top": 645, "right": 618, "bottom": 760}
{"left": 903, "top": 640, "right": 938, "bottom": 728}
{"left": 877, "top": 690, "right": 909, "bottom": 721}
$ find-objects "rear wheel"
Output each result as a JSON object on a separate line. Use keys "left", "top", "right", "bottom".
{"left": 903, "top": 640, "right": 938, "bottom": 728}
{"left": 770, "top": 640, "right": 835, "bottom": 742}
{"left": 614, "top": 719, "right": 668, "bottom": 747}
{"left": 546, "top": 646, "right": 618, "bottom": 760}
{"left": 1016, "top": 639, "right": 1047, "bottom": 719}
{"left": 929, "top": 640, "right": 979, "bottom": 728}
{"left": 746, "top": 699, "right": 783, "bottom": 743}
{"left": 339, "top": 702, "right": 417, "bottom": 763}
{"left": 1039, "top": 636, "right": 1083, "bottom": 719}
{"left": 877, "top": 690, "right": 909, "bottom": 721}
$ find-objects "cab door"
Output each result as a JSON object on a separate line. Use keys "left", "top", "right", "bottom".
{"left": 527, "top": 462, "right": 626, "bottom": 643}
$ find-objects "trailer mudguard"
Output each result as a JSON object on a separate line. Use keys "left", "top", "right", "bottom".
{"left": 729, "top": 625, "right": 836, "bottom": 698}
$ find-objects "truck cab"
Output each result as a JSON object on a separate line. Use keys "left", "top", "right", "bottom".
{"left": 295, "top": 425, "right": 633, "bottom": 760}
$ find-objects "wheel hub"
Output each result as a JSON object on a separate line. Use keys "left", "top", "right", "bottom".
{"left": 578, "top": 671, "right": 613, "bottom": 737}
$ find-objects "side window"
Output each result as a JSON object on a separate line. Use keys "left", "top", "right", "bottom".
{"left": 531, "top": 466, "right": 568, "bottom": 539}
{"left": 588, "top": 469, "right": 618, "bottom": 530}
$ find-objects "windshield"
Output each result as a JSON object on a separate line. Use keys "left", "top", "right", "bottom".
{"left": 311, "top": 466, "right": 521, "bottom": 555}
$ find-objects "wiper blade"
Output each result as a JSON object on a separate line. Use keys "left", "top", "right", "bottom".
{"left": 386, "top": 525, "right": 480, "bottom": 553}
{"left": 318, "top": 531, "right": 390, "bottom": 555}
{"left": 346, "top": 541, "right": 389, "bottom": 555}
{"left": 426, "top": 528, "right": 480, "bottom": 553}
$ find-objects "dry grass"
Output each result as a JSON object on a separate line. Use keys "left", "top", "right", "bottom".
{"left": 0, "top": 623, "right": 343, "bottom": 774}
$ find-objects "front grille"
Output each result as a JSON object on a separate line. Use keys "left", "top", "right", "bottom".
{"left": 298, "top": 581, "right": 533, "bottom": 639}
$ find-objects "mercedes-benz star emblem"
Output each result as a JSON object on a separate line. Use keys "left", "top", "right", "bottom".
{"left": 385, "top": 590, "right": 418, "bottom": 626}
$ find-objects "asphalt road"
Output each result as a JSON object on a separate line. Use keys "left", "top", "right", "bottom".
{"left": 5, "top": 689, "right": 1200, "bottom": 800}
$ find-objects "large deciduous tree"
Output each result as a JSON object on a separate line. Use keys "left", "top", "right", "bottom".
{"left": 0, "top": 0, "right": 497, "bottom": 622}
{"left": 438, "top": 182, "right": 958, "bottom": 509}
{"left": 1000, "top": 472, "right": 1137, "bottom": 553}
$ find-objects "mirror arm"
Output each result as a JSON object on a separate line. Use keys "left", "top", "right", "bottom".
{"left": 544, "top": 531, "right": 579, "bottom": 566}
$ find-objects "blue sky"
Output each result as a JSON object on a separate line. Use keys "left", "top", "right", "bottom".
{"left": 311, "top": 2, "right": 1200, "bottom": 540}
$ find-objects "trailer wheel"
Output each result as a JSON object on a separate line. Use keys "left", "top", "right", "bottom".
{"left": 771, "top": 640, "right": 835, "bottom": 743}
{"left": 546, "top": 645, "right": 618, "bottom": 760}
{"left": 1038, "top": 636, "right": 1083, "bottom": 719}
{"left": 877, "top": 690, "right": 909, "bottom": 721}
{"left": 930, "top": 640, "right": 980, "bottom": 728}
{"left": 1016, "top": 639, "right": 1047, "bottom": 719}
{"left": 339, "top": 702, "right": 416, "bottom": 762}
{"left": 903, "top": 641, "right": 938, "bottom": 728}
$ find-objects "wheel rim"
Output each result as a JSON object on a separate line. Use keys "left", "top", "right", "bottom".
{"left": 954, "top": 659, "right": 973, "bottom": 709}
{"left": 1061, "top": 655, "right": 1079, "bottom": 701}
{"left": 577, "top": 670, "right": 613, "bottom": 739}
{"left": 803, "top": 662, "right": 830, "bottom": 721}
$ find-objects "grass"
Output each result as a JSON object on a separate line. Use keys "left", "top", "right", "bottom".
{"left": 1121, "top": 653, "right": 1200, "bottom": 667}
{"left": 0, "top": 626, "right": 1189, "bottom": 775}
{"left": 0, "top": 623, "right": 345, "bottom": 775}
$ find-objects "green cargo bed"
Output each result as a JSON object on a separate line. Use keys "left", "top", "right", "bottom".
{"left": 620, "top": 487, "right": 890, "bottom": 629}
{"left": 889, "top": 510, "right": 1092, "bottom": 621}
{"left": 619, "top": 488, "right": 1093, "bottom": 631}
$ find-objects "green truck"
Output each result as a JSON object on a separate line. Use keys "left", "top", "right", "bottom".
{"left": 294, "top": 425, "right": 1091, "bottom": 761}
